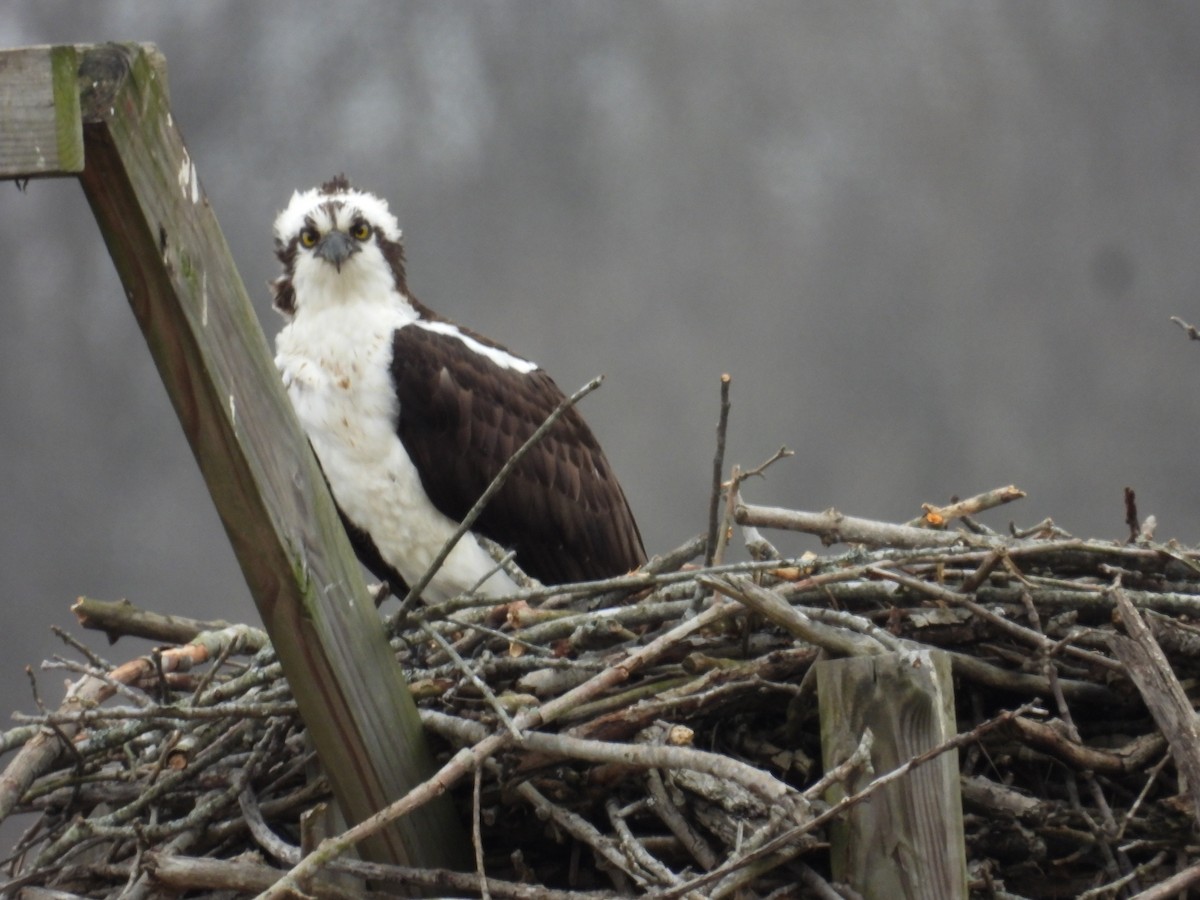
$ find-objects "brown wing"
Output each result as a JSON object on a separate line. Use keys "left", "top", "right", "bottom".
{"left": 390, "top": 324, "right": 645, "bottom": 585}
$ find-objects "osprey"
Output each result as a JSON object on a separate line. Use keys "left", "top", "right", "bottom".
{"left": 271, "top": 176, "right": 645, "bottom": 602}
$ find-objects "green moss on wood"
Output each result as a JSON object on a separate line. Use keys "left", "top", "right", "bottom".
{"left": 50, "top": 45, "right": 83, "bottom": 172}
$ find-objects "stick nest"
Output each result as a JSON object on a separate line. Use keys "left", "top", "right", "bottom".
{"left": 4, "top": 488, "right": 1200, "bottom": 898}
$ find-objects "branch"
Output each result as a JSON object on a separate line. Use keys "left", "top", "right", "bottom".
{"left": 1169, "top": 315, "right": 1200, "bottom": 341}
{"left": 1109, "top": 583, "right": 1200, "bottom": 826}
{"left": 72, "top": 596, "right": 237, "bottom": 645}
{"left": 910, "top": 484, "right": 1026, "bottom": 528}
{"left": 736, "top": 502, "right": 998, "bottom": 548}
{"left": 703, "top": 373, "right": 732, "bottom": 567}
{"left": 658, "top": 702, "right": 1038, "bottom": 898}
{"left": 257, "top": 598, "right": 738, "bottom": 898}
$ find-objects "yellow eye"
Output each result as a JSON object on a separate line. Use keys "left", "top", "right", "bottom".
{"left": 299, "top": 226, "right": 319, "bottom": 248}
{"left": 350, "top": 221, "right": 371, "bottom": 241}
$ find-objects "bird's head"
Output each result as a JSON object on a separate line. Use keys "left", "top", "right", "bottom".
{"left": 270, "top": 175, "right": 408, "bottom": 317}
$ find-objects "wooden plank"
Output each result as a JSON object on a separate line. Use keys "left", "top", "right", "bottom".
{"left": 1109, "top": 587, "right": 1200, "bottom": 824}
{"left": 33, "top": 42, "right": 467, "bottom": 872}
{"left": 0, "top": 45, "right": 84, "bottom": 177}
{"left": 817, "top": 649, "right": 967, "bottom": 899}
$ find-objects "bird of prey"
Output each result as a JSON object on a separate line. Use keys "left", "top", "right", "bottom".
{"left": 271, "top": 176, "right": 645, "bottom": 602}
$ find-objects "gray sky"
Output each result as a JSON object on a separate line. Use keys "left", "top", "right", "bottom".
{"left": 2, "top": 3, "right": 1200, "bottom": 721}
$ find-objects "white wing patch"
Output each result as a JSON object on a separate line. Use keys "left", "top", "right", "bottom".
{"left": 416, "top": 320, "right": 539, "bottom": 373}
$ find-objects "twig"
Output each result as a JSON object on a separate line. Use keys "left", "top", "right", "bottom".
{"left": 867, "top": 566, "right": 1122, "bottom": 672}
{"left": 910, "top": 484, "right": 1026, "bottom": 528}
{"left": 34, "top": 720, "right": 255, "bottom": 867}
{"left": 0, "top": 651, "right": 184, "bottom": 827}
{"left": 517, "top": 779, "right": 647, "bottom": 891}
{"left": 50, "top": 624, "right": 110, "bottom": 670}
{"left": 1169, "top": 315, "right": 1200, "bottom": 341}
{"left": 473, "top": 765, "right": 490, "bottom": 900}
{"left": 703, "top": 574, "right": 891, "bottom": 658}
{"left": 732, "top": 446, "right": 794, "bottom": 484}
{"left": 605, "top": 796, "right": 682, "bottom": 889}
{"left": 72, "top": 596, "right": 237, "bottom": 645}
{"left": 146, "top": 849, "right": 626, "bottom": 899}
{"left": 645, "top": 768, "right": 718, "bottom": 871}
{"left": 13, "top": 700, "right": 298, "bottom": 726}
{"left": 657, "top": 702, "right": 1038, "bottom": 898}
{"left": 1126, "top": 858, "right": 1200, "bottom": 899}
{"left": 420, "top": 708, "right": 800, "bottom": 810}
{"left": 1109, "top": 583, "right": 1200, "bottom": 826}
{"left": 240, "top": 784, "right": 299, "bottom": 865}
{"left": 704, "top": 373, "right": 732, "bottom": 568}
{"left": 736, "top": 501, "right": 998, "bottom": 548}
{"left": 257, "top": 598, "right": 737, "bottom": 898}
{"left": 1124, "top": 486, "right": 1140, "bottom": 543}
{"left": 1078, "top": 851, "right": 1168, "bottom": 899}
{"left": 416, "top": 617, "right": 520, "bottom": 739}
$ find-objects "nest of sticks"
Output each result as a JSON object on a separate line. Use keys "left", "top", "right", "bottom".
{"left": 4, "top": 479, "right": 1200, "bottom": 899}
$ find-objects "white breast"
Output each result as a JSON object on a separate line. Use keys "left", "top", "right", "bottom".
{"left": 275, "top": 301, "right": 519, "bottom": 602}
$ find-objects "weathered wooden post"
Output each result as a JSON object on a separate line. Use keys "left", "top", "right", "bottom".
{"left": 817, "top": 648, "right": 967, "bottom": 898}
{"left": 0, "top": 42, "right": 466, "bottom": 876}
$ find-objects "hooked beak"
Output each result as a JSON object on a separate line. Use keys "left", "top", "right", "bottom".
{"left": 314, "top": 229, "right": 358, "bottom": 271}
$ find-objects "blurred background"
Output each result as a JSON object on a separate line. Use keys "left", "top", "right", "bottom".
{"left": 2, "top": 3, "right": 1199, "bottom": 731}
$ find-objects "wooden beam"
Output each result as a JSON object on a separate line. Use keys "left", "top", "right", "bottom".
{"left": 0, "top": 44, "right": 84, "bottom": 178}
{"left": 0, "top": 43, "right": 465, "bottom": 872}
{"left": 817, "top": 649, "right": 967, "bottom": 899}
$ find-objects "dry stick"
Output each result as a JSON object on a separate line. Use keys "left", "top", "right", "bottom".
{"left": 418, "top": 709, "right": 799, "bottom": 809}
{"left": 1079, "top": 852, "right": 1169, "bottom": 900}
{"left": 736, "top": 501, "right": 1000, "bottom": 549}
{"left": 1124, "top": 486, "right": 1140, "bottom": 543}
{"left": 701, "top": 574, "right": 892, "bottom": 658}
{"left": 0, "top": 642, "right": 226, "bottom": 827}
{"left": 49, "top": 624, "right": 109, "bottom": 670}
{"left": 645, "top": 768, "right": 718, "bottom": 871}
{"left": 472, "top": 765, "right": 490, "bottom": 900}
{"left": 906, "top": 484, "right": 1026, "bottom": 528}
{"left": 1109, "top": 583, "right": 1200, "bottom": 827}
{"left": 241, "top": 780, "right": 612, "bottom": 900}
{"left": 710, "top": 462, "right": 740, "bottom": 569}
{"left": 72, "top": 596, "right": 238, "bottom": 646}
{"left": 703, "top": 374, "right": 733, "bottom": 568}
{"left": 240, "top": 785, "right": 300, "bottom": 865}
{"left": 147, "top": 850, "right": 626, "bottom": 900}
{"left": 415, "top": 618, "right": 520, "bottom": 739}
{"left": 1019, "top": 589, "right": 1127, "bottom": 885}
{"left": 726, "top": 448, "right": 794, "bottom": 558}
{"left": 14, "top": 700, "right": 297, "bottom": 727}
{"left": 1169, "top": 315, "right": 1200, "bottom": 341}
{"left": 256, "top": 597, "right": 737, "bottom": 899}
{"left": 654, "top": 701, "right": 1038, "bottom": 899}
{"left": 773, "top": 576, "right": 1117, "bottom": 705}
{"left": 867, "top": 566, "right": 1122, "bottom": 672}
{"left": 605, "top": 796, "right": 682, "bottom": 889}
{"left": 421, "top": 532, "right": 708, "bottom": 620}
{"left": 1126, "top": 858, "right": 1200, "bottom": 900}
{"left": 390, "top": 375, "right": 604, "bottom": 625}
{"left": 1116, "top": 751, "right": 1173, "bottom": 841}
{"left": 516, "top": 779, "right": 645, "bottom": 891}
